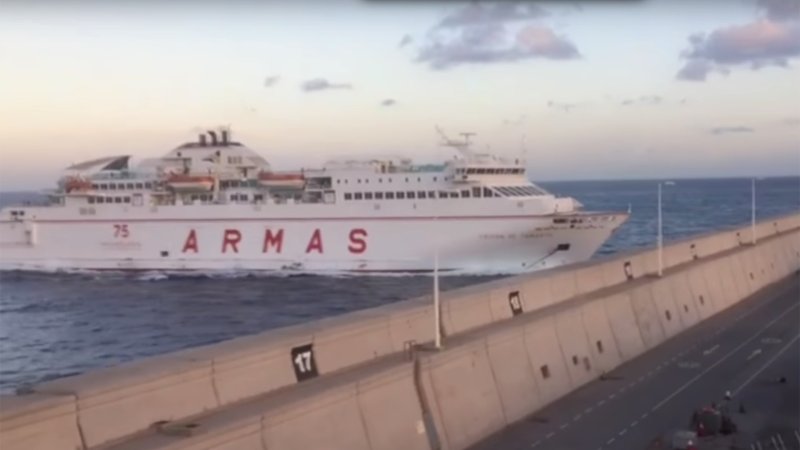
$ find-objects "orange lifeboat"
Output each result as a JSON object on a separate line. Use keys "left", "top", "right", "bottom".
{"left": 64, "top": 177, "right": 93, "bottom": 193}
{"left": 166, "top": 174, "right": 214, "bottom": 191}
{"left": 258, "top": 172, "right": 305, "bottom": 189}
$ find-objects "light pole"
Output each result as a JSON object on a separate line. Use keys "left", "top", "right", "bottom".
{"left": 657, "top": 182, "right": 663, "bottom": 277}
{"left": 433, "top": 232, "right": 441, "bottom": 350}
{"left": 751, "top": 178, "right": 756, "bottom": 244}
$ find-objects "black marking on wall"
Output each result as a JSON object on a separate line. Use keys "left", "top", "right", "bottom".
{"left": 508, "top": 291, "right": 523, "bottom": 316}
{"left": 291, "top": 343, "right": 318, "bottom": 382}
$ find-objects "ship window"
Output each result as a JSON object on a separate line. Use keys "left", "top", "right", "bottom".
{"left": 438, "top": 191, "right": 448, "bottom": 198}
{"left": 483, "top": 187, "right": 494, "bottom": 197}
{"left": 124, "top": 197, "right": 131, "bottom": 203}
{"left": 88, "top": 197, "right": 95, "bottom": 204}
{"left": 91, "top": 184, "right": 99, "bottom": 190}
{"left": 407, "top": 191, "right": 415, "bottom": 199}
{"left": 449, "top": 192, "right": 459, "bottom": 198}
{"left": 472, "top": 187, "right": 481, "bottom": 197}
{"left": 417, "top": 177, "right": 421, "bottom": 182}
{"left": 114, "top": 197, "right": 122, "bottom": 203}
{"left": 365, "top": 179, "right": 369, "bottom": 184}
{"left": 433, "top": 177, "right": 437, "bottom": 182}
{"left": 477, "top": 168, "right": 486, "bottom": 174}
{"left": 428, "top": 191, "right": 435, "bottom": 198}
{"left": 461, "top": 190, "right": 470, "bottom": 198}
{"left": 135, "top": 183, "right": 143, "bottom": 189}
{"left": 126, "top": 183, "right": 134, "bottom": 189}
{"left": 386, "top": 192, "right": 395, "bottom": 199}
{"left": 375, "top": 192, "right": 384, "bottom": 199}
{"left": 230, "top": 194, "right": 238, "bottom": 201}
{"left": 354, "top": 192, "right": 363, "bottom": 200}
{"left": 378, "top": 178, "right": 383, "bottom": 183}
{"left": 145, "top": 182, "right": 153, "bottom": 189}
{"left": 100, "top": 184, "right": 108, "bottom": 190}
{"left": 344, "top": 193, "right": 352, "bottom": 200}
{"left": 240, "top": 194, "right": 249, "bottom": 202}
{"left": 388, "top": 178, "right": 392, "bottom": 182}
{"left": 396, "top": 192, "right": 405, "bottom": 199}
{"left": 417, "top": 191, "right": 426, "bottom": 199}
{"left": 357, "top": 179, "right": 361, "bottom": 184}
{"left": 405, "top": 177, "right": 409, "bottom": 182}
{"left": 364, "top": 192, "right": 373, "bottom": 200}
{"left": 254, "top": 194, "right": 263, "bottom": 202}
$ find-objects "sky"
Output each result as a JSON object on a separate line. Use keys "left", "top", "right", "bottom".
{"left": 0, "top": 0, "right": 798, "bottom": 190}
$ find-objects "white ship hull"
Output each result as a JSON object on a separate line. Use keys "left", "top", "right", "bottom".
{"left": 0, "top": 203, "right": 626, "bottom": 274}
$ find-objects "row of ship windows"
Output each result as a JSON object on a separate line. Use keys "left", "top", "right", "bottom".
{"left": 91, "top": 182, "right": 154, "bottom": 191}
{"left": 344, "top": 187, "right": 498, "bottom": 201}
{"left": 455, "top": 168, "right": 525, "bottom": 175}
{"left": 336, "top": 176, "right": 449, "bottom": 185}
{"left": 87, "top": 196, "right": 133, "bottom": 204}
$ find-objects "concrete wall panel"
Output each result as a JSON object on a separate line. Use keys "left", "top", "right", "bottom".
{"left": 357, "top": 364, "right": 429, "bottom": 450}
{"left": 629, "top": 285, "right": 666, "bottom": 349}
{"left": 548, "top": 270, "right": 578, "bottom": 303}
{"left": 441, "top": 291, "right": 493, "bottom": 336}
{"left": 262, "top": 385, "right": 370, "bottom": 450}
{"left": 522, "top": 319, "right": 573, "bottom": 407}
{"left": 686, "top": 267, "right": 716, "bottom": 319}
{"left": 423, "top": 343, "right": 505, "bottom": 450}
{"left": 314, "top": 311, "right": 394, "bottom": 374}
{"left": 485, "top": 326, "right": 542, "bottom": 424}
{"left": 602, "top": 293, "right": 646, "bottom": 360}
{"left": 649, "top": 279, "right": 685, "bottom": 339}
{"left": 0, "top": 393, "right": 82, "bottom": 450}
{"left": 599, "top": 258, "right": 632, "bottom": 288}
{"left": 518, "top": 275, "right": 556, "bottom": 313}
{"left": 386, "top": 302, "right": 433, "bottom": 351}
{"left": 488, "top": 282, "right": 525, "bottom": 322}
{"left": 668, "top": 273, "right": 701, "bottom": 328}
{"left": 554, "top": 311, "right": 594, "bottom": 388}
{"left": 34, "top": 355, "right": 217, "bottom": 449}
{"left": 580, "top": 299, "right": 622, "bottom": 372}
{"left": 574, "top": 265, "right": 607, "bottom": 296}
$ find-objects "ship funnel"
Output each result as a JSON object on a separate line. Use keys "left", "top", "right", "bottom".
{"left": 221, "top": 129, "right": 229, "bottom": 144}
{"left": 199, "top": 134, "right": 207, "bottom": 146}
{"left": 208, "top": 130, "right": 218, "bottom": 146}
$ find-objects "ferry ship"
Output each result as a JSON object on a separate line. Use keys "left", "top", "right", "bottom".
{"left": 0, "top": 129, "right": 627, "bottom": 274}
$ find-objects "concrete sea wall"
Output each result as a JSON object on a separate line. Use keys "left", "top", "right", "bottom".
{"left": 1, "top": 213, "right": 798, "bottom": 450}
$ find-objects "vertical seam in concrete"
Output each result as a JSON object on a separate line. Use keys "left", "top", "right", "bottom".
{"left": 260, "top": 414, "right": 270, "bottom": 450}
{"left": 577, "top": 301, "right": 602, "bottom": 374}
{"left": 602, "top": 294, "right": 628, "bottom": 362}
{"left": 520, "top": 321, "right": 545, "bottom": 410}
{"left": 72, "top": 394, "right": 88, "bottom": 450}
{"left": 553, "top": 313, "right": 577, "bottom": 388}
{"left": 483, "top": 336, "right": 509, "bottom": 427}
{"left": 354, "top": 382, "right": 375, "bottom": 450}
{"left": 424, "top": 359, "right": 450, "bottom": 450}
{"left": 210, "top": 359, "right": 222, "bottom": 408}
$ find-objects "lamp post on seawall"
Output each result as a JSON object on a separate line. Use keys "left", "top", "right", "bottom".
{"left": 433, "top": 214, "right": 442, "bottom": 350}
{"left": 751, "top": 178, "right": 757, "bottom": 245}
{"left": 657, "top": 182, "right": 663, "bottom": 277}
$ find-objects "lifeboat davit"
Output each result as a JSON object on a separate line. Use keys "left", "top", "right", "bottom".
{"left": 63, "top": 177, "right": 93, "bottom": 194}
{"left": 166, "top": 174, "right": 214, "bottom": 191}
{"left": 258, "top": 172, "right": 305, "bottom": 189}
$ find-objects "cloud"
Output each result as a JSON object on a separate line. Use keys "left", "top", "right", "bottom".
{"left": 676, "top": 0, "right": 800, "bottom": 82}
{"left": 547, "top": 100, "right": 582, "bottom": 113}
{"left": 781, "top": 117, "right": 800, "bottom": 126}
{"left": 300, "top": 78, "right": 353, "bottom": 93}
{"left": 502, "top": 114, "right": 527, "bottom": 126}
{"left": 710, "top": 126, "right": 755, "bottom": 135}
{"left": 414, "top": 2, "right": 579, "bottom": 70}
{"left": 263, "top": 75, "right": 280, "bottom": 88}
{"left": 398, "top": 35, "right": 413, "bottom": 48}
{"left": 758, "top": 0, "right": 800, "bottom": 21}
{"left": 620, "top": 95, "right": 663, "bottom": 106}
{"left": 435, "top": 3, "right": 549, "bottom": 28}
{"left": 418, "top": 24, "right": 579, "bottom": 69}
{"left": 380, "top": 99, "right": 397, "bottom": 107}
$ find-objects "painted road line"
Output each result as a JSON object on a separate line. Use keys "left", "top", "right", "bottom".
{"left": 733, "top": 334, "right": 800, "bottom": 396}
{"left": 651, "top": 302, "right": 799, "bottom": 412}
{"left": 703, "top": 344, "right": 720, "bottom": 356}
{"left": 746, "top": 348, "right": 763, "bottom": 361}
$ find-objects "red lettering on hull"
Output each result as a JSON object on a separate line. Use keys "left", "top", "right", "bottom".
{"left": 182, "top": 229, "right": 199, "bottom": 253}
{"left": 348, "top": 228, "right": 367, "bottom": 254}
{"left": 306, "top": 229, "right": 323, "bottom": 254}
{"left": 263, "top": 229, "right": 284, "bottom": 253}
{"left": 222, "top": 229, "right": 242, "bottom": 253}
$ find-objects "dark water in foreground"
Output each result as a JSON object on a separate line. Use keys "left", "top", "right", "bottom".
{"left": 0, "top": 177, "right": 797, "bottom": 393}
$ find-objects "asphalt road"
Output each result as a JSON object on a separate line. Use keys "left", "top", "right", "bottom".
{"left": 470, "top": 275, "right": 800, "bottom": 450}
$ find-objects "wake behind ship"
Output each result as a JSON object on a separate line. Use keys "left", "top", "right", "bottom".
{"left": 0, "top": 129, "right": 627, "bottom": 274}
